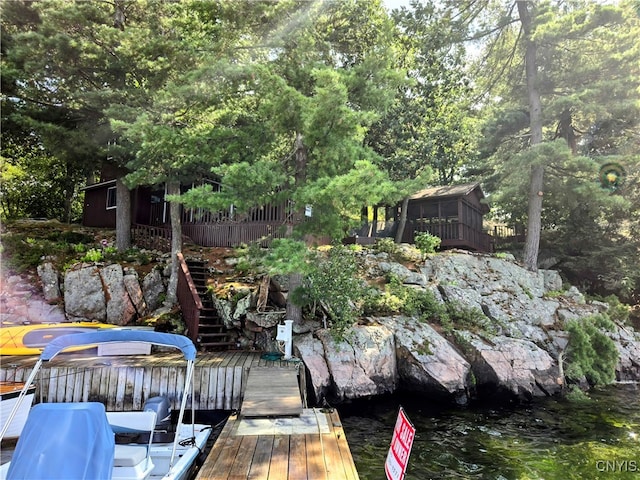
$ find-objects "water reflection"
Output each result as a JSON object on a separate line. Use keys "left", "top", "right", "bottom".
{"left": 340, "top": 383, "right": 640, "bottom": 480}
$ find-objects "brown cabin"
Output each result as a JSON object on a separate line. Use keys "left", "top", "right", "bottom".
{"left": 398, "top": 183, "right": 492, "bottom": 252}
{"left": 81, "top": 179, "right": 292, "bottom": 248}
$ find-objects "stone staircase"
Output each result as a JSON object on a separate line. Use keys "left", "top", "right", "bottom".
{"left": 185, "top": 258, "right": 235, "bottom": 350}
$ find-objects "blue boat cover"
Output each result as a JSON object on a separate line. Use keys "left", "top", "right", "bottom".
{"left": 7, "top": 402, "right": 115, "bottom": 480}
{"left": 40, "top": 329, "right": 197, "bottom": 361}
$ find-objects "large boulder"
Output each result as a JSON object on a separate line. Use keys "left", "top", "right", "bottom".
{"left": 37, "top": 262, "right": 61, "bottom": 303}
{"left": 316, "top": 326, "right": 397, "bottom": 401}
{"left": 123, "top": 269, "right": 147, "bottom": 317}
{"left": 142, "top": 268, "right": 166, "bottom": 312}
{"left": 64, "top": 265, "right": 107, "bottom": 322}
{"left": 294, "top": 333, "right": 332, "bottom": 403}
{"left": 461, "top": 333, "right": 562, "bottom": 399}
{"left": 102, "top": 264, "right": 137, "bottom": 325}
{"left": 380, "top": 316, "right": 473, "bottom": 404}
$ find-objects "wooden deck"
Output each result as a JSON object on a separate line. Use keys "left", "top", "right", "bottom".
{"left": 0, "top": 351, "right": 303, "bottom": 411}
{"left": 196, "top": 408, "right": 359, "bottom": 480}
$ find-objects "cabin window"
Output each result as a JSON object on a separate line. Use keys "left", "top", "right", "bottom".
{"left": 106, "top": 186, "right": 117, "bottom": 210}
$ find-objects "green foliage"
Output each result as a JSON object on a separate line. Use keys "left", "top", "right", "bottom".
{"left": 291, "top": 245, "right": 365, "bottom": 340}
{"left": 565, "top": 314, "right": 619, "bottom": 386}
{"left": 601, "top": 295, "right": 630, "bottom": 325}
{"left": 371, "top": 238, "right": 398, "bottom": 255}
{"left": 0, "top": 136, "right": 85, "bottom": 223}
{"left": 363, "top": 273, "right": 495, "bottom": 336}
{"left": 363, "top": 273, "right": 447, "bottom": 322}
{"left": 81, "top": 248, "right": 104, "bottom": 263}
{"left": 414, "top": 232, "right": 441, "bottom": 259}
{"left": 565, "top": 385, "right": 591, "bottom": 402}
{"left": 261, "top": 239, "right": 314, "bottom": 277}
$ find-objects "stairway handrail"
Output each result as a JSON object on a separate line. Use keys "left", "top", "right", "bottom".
{"left": 177, "top": 252, "right": 204, "bottom": 310}
{"left": 176, "top": 252, "right": 204, "bottom": 344}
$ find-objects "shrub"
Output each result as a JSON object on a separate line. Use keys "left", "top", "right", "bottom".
{"left": 372, "top": 238, "right": 398, "bottom": 255}
{"left": 601, "top": 294, "right": 630, "bottom": 325}
{"left": 81, "top": 248, "right": 103, "bottom": 263}
{"left": 291, "top": 245, "right": 364, "bottom": 340}
{"left": 564, "top": 314, "right": 619, "bottom": 386}
{"left": 414, "top": 232, "right": 441, "bottom": 259}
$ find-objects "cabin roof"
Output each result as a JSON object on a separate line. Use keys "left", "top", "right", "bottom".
{"left": 409, "top": 182, "right": 484, "bottom": 201}
{"left": 80, "top": 179, "right": 116, "bottom": 191}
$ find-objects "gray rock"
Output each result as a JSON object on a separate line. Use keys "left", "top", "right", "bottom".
{"left": 232, "top": 293, "right": 253, "bottom": 320}
{"left": 465, "top": 334, "right": 562, "bottom": 399}
{"left": 37, "top": 262, "right": 61, "bottom": 302}
{"left": 102, "top": 264, "right": 137, "bottom": 325}
{"left": 317, "top": 326, "right": 397, "bottom": 400}
{"left": 294, "top": 333, "right": 332, "bottom": 403}
{"left": 380, "top": 317, "right": 472, "bottom": 403}
{"left": 245, "top": 310, "right": 286, "bottom": 329}
{"left": 142, "top": 268, "right": 165, "bottom": 312}
{"left": 63, "top": 265, "right": 106, "bottom": 322}
{"left": 378, "top": 262, "right": 427, "bottom": 286}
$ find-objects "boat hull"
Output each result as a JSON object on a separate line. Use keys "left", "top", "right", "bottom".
{"left": 0, "top": 383, "right": 35, "bottom": 440}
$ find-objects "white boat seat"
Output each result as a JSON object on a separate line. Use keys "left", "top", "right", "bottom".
{"left": 114, "top": 444, "right": 148, "bottom": 467}
{"left": 106, "top": 411, "right": 157, "bottom": 435}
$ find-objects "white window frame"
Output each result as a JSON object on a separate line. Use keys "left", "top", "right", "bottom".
{"left": 106, "top": 186, "right": 117, "bottom": 210}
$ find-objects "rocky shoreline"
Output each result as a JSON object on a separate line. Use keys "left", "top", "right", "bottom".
{"left": 3, "top": 249, "right": 639, "bottom": 406}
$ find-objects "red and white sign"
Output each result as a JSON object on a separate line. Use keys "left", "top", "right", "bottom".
{"left": 385, "top": 407, "right": 416, "bottom": 480}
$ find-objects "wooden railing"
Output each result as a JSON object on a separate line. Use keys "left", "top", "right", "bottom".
{"left": 182, "top": 222, "right": 290, "bottom": 247}
{"left": 132, "top": 224, "right": 172, "bottom": 252}
{"left": 406, "top": 220, "right": 494, "bottom": 252}
{"left": 176, "top": 252, "right": 203, "bottom": 344}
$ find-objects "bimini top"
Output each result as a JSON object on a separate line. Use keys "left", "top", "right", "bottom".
{"left": 40, "top": 330, "right": 197, "bottom": 361}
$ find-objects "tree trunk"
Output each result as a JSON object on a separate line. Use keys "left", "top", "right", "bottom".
{"left": 287, "top": 132, "right": 307, "bottom": 327}
{"left": 164, "top": 181, "right": 182, "bottom": 307}
{"left": 394, "top": 197, "right": 410, "bottom": 243}
{"left": 286, "top": 272, "right": 304, "bottom": 325}
{"left": 115, "top": 177, "right": 131, "bottom": 251}
{"left": 518, "top": 1, "right": 544, "bottom": 272}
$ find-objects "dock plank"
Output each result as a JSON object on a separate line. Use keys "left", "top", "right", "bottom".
{"left": 267, "top": 436, "right": 289, "bottom": 480}
{"left": 228, "top": 435, "right": 259, "bottom": 480}
{"left": 241, "top": 367, "right": 302, "bottom": 418}
{"left": 287, "top": 435, "right": 307, "bottom": 479}
{"left": 246, "top": 435, "right": 273, "bottom": 480}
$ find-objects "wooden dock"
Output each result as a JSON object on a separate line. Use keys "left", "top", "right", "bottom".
{"left": 0, "top": 351, "right": 303, "bottom": 411}
{"left": 195, "top": 408, "right": 359, "bottom": 480}
{"left": 195, "top": 367, "right": 359, "bottom": 480}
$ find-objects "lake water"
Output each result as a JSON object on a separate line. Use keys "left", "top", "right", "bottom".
{"left": 339, "top": 383, "right": 640, "bottom": 480}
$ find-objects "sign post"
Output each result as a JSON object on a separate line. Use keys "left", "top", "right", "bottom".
{"left": 385, "top": 407, "right": 416, "bottom": 480}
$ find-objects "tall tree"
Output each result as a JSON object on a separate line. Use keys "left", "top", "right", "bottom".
{"left": 151, "top": 0, "right": 405, "bottom": 323}
{"left": 366, "top": 1, "right": 478, "bottom": 243}
{"left": 517, "top": 0, "right": 544, "bottom": 271}
{"left": 467, "top": 0, "right": 640, "bottom": 278}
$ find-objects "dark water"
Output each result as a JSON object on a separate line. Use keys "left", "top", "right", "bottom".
{"left": 339, "top": 384, "right": 640, "bottom": 480}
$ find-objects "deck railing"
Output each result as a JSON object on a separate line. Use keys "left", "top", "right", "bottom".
{"left": 182, "top": 222, "right": 290, "bottom": 247}
{"left": 176, "top": 252, "right": 203, "bottom": 344}
{"left": 409, "top": 220, "right": 494, "bottom": 252}
{"left": 132, "top": 224, "right": 172, "bottom": 251}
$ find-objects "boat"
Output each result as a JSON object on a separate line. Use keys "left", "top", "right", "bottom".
{"left": 0, "top": 321, "right": 117, "bottom": 355}
{"left": 0, "top": 330, "right": 213, "bottom": 480}
{"left": 0, "top": 382, "right": 35, "bottom": 441}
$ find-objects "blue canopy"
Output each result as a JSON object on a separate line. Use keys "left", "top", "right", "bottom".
{"left": 7, "top": 402, "right": 115, "bottom": 480}
{"left": 40, "top": 330, "right": 197, "bottom": 361}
